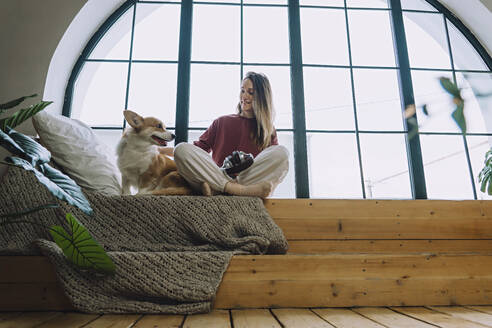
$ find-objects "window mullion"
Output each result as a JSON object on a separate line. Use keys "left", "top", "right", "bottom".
{"left": 123, "top": 3, "right": 138, "bottom": 130}
{"left": 389, "top": 0, "right": 427, "bottom": 199}
{"left": 343, "top": 1, "right": 367, "bottom": 199}
{"left": 443, "top": 16, "right": 478, "bottom": 199}
{"left": 175, "top": 0, "right": 194, "bottom": 144}
{"left": 288, "top": 0, "right": 309, "bottom": 198}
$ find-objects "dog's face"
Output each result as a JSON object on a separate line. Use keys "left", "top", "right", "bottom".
{"left": 123, "top": 110, "right": 174, "bottom": 146}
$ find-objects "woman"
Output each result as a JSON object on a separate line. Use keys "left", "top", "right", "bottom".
{"left": 166, "top": 71, "right": 289, "bottom": 198}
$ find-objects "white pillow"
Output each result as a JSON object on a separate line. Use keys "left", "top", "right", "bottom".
{"left": 32, "top": 111, "right": 121, "bottom": 195}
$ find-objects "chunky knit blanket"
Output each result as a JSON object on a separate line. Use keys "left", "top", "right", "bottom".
{"left": 0, "top": 167, "right": 288, "bottom": 314}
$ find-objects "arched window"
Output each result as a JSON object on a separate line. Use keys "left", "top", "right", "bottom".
{"left": 64, "top": 0, "right": 492, "bottom": 199}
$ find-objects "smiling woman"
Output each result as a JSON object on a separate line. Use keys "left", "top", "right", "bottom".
{"left": 173, "top": 71, "right": 290, "bottom": 198}
{"left": 48, "top": 0, "right": 492, "bottom": 200}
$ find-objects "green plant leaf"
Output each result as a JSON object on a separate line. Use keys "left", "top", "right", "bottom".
{"left": 0, "top": 101, "right": 52, "bottom": 131}
{"left": 0, "top": 203, "right": 58, "bottom": 220}
{"left": 6, "top": 158, "right": 93, "bottom": 215}
{"left": 451, "top": 102, "right": 466, "bottom": 134}
{"left": 49, "top": 213, "right": 115, "bottom": 274}
{"left": 478, "top": 148, "right": 492, "bottom": 195}
{"left": 480, "top": 173, "right": 487, "bottom": 192}
{"left": 407, "top": 116, "right": 419, "bottom": 140}
{"left": 0, "top": 128, "right": 26, "bottom": 158}
{"left": 422, "top": 104, "right": 429, "bottom": 116}
{"left": 0, "top": 94, "right": 37, "bottom": 111}
{"left": 0, "top": 127, "right": 51, "bottom": 166}
{"left": 439, "top": 77, "right": 461, "bottom": 97}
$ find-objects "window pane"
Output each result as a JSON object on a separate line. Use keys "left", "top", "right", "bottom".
{"left": 300, "top": 0, "right": 343, "bottom": 6}
{"left": 189, "top": 64, "right": 240, "bottom": 128}
{"left": 411, "top": 70, "right": 458, "bottom": 133}
{"left": 187, "top": 130, "right": 295, "bottom": 198}
{"left": 456, "top": 72, "right": 491, "bottom": 134}
{"left": 244, "top": 0, "right": 287, "bottom": 4}
{"left": 448, "top": 20, "right": 489, "bottom": 71}
{"left": 195, "top": 0, "right": 239, "bottom": 2}
{"left": 420, "top": 135, "right": 474, "bottom": 199}
{"left": 73, "top": 62, "right": 128, "bottom": 127}
{"left": 188, "top": 129, "right": 205, "bottom": 143}
{"left": 359, "top": 133, "right": 412, "bottom": 199}
{"left": 192, "top": 5, "right": 240, "bottom": 62}
{"left": 353, "top": 69, "right": 404, "bottom": 131}
{"left": 304, "top": 67, "right": 354, "bottom": 130}
{"left": 128, "top": 63, "right": 178, "bottom": 127}
{"left": 401, "top": 0, "right": 438, "bottom": 11}
{"left": 346, "top": 0, "right": 388, "bottom": 8}
{"left": 243, "top": 6, "right": 289, "bottom": 63}
{"left": 273, "top": 131, "right": 295, "bottom": 198}
{"left": 308, "top": 133, "right": 363, "bottom": 198}
{"left": 132, "top": 4, "right": 180, "bottom": 61}
{"left": 244, "top": 65, "right": 292, "bottom": 129}
{"left": 403, "top": 12, "right": 451, "bottom": 69}
{"left": 89, "top": 6, "right": 133, "bottom": 60}
{"left": 348, "top": 10, "right": 396, "bottom": 67}
{"left": 301, "top": 8, "right": 349, "bottom": 66}
{"left": 467, "top": 135, "right": 492, "bottom": 200}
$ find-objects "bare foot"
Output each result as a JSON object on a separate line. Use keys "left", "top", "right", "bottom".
{"left": 201, "top": 181, "right": 212, "bottom": 196}
{"left": 225, "top": 181, "right": 273, "bottom": 198}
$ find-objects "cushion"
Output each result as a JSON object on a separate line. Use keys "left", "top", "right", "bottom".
{"left": 32, "top": 111, "right": 121, "bottom": 195}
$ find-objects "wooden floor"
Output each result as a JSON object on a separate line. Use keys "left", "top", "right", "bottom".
{"left": 2, "top": 306, "right": 492, "bottom": 328}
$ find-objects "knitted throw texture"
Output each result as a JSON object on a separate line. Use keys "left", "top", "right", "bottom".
{"left": 0, "top": 167, "right": 288, "bottom": 314}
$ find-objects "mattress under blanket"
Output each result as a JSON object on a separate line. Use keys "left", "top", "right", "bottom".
{"left": 0, "top": 167, "right": 288, "bottom": 313}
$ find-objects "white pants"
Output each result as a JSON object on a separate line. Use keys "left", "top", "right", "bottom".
{"left": 174, "top": 143, "right": 289, "bottom": 193}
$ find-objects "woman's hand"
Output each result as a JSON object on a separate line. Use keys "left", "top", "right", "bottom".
{"left": 221, "top": 151, "right": 254, "bottom": 177}
{"left": 158, "top": 147, "right": 174, "bottom": 157}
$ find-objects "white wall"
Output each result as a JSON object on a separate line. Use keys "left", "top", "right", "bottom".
{"left": 0, "top": 0, "right": 86, "bottom": 175}
{"left": 479, "top": 0, "right": 492, "bottom": 11}
{"left": 0, "top": 0, "right": 87, "bottom": 128}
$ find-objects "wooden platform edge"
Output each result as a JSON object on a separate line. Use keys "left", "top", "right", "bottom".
{"left": 2, "top": 254, "right": 492, "bottom": 310}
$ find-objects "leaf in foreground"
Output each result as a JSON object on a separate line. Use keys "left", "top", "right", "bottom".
{"left": 0, "top": 101, "right": 52, "bottom": 131}
{"left": 49, "top": 213, "right": 115, "bottom": 274}
{"left": 0, "top": 127, "right": 51, "bottom": 166}
{"left": 0, "top": 94, "right": 37, "bottom": 111}
{"left": 439, "top": 77, "right": 460, "bottom": 97}
{"left": 479, "top": 150, "right": 492, "bottom": 195}
{"left": 451, "top": 101, "right": 466, "bottom": 134}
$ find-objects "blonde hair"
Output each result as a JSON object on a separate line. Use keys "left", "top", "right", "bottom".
{"left": 237, "top": 71, "right": 275, "bottom": 150}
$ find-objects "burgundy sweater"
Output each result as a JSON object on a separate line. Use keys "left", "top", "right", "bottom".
{"left": 193, "top": 114, "right": 278, "bottom": 167}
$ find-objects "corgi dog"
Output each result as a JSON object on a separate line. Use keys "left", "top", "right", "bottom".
{"left": 116, "top": 110, "right": 196, "bottom": 196}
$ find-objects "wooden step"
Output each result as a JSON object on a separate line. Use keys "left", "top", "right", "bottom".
{"left": 2, "top": 253, "right": 492, "bottom": 310}
{"left": 263, "top": 199, "right": 492, "bottom": 254}
{"left": 265, "top": 199, "right": 492, "bottom": 240}
{"left": 215, "top": 253, "right": 492, "bottom": 308}
{"left": 2, "top": 199, "right": 492, "bottom": 311}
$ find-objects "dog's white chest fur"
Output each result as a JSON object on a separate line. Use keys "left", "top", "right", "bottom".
{"left": 116, "top": 134, "right": 158, "bottom": 194}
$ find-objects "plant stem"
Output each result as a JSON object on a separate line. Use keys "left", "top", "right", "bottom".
{"left": 0, "top": 220, "right": 48, "bottom": 229}
{"left": 0, "top": 160, "right": 18, "bottom": 167}
{"left": 0, "top": 203, "right": 59, "bottom": 219}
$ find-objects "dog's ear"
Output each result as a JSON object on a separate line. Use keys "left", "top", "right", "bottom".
{"left": 124, "top": 110, "right": 144, "bottom": 129}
